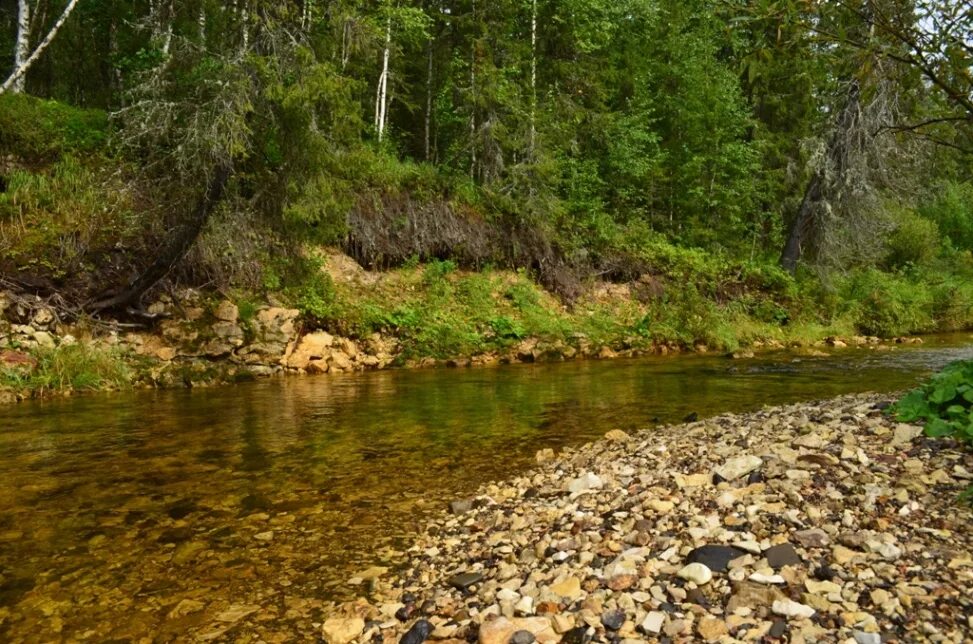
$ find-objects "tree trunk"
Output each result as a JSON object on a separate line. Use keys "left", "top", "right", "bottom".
{"left": 425, "top": 36, "right": 433, "bottom": 161}
{"left": 779, "top": 80, "right": 862, "bottom": 273}
{"left": 469, "top": 0, "right": 477, "bottom": 180}
{"left": 2, "top": 0, "right": 80, "bottom": 95}
{"left": 528, "top": 0, "right": 537, "bottom": 157}
{"left": 87, "top": 164, "right": 231, "bottom": 313}
{"left": 11, "top": 0, "right": 31, "bottom": 94}
{"left": 375, "top": 16, "right": 392, "bottom": 143}
{"left": 197, "top": 1, "right": 206, "bottom": 45}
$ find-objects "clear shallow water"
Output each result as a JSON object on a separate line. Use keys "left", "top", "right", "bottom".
{"left": 0, "top": 335, "right": 971, "bottom": 640}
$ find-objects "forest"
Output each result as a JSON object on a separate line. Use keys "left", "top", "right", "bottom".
{"left": 1, "top": 0, "right": 973, "bottom": 368}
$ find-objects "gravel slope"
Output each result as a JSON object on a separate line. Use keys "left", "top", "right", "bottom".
{"left": 322, "top": 393, "right": 973, "bottom": 644}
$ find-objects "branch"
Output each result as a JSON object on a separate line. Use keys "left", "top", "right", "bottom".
{"left": 873, "top": 115, "right": 973, "bottom": 135}
{"left": 1, "top": 0, "right": 82, "bottom": 94}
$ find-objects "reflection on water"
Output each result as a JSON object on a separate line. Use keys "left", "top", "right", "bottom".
{"left": 0, "top": 335, "right": 971, "bottom": 639}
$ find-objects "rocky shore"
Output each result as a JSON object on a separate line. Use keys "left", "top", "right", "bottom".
{"left": 321, "top": 394, "right": 973, "bottom": 644}
{"left": 0, "top": 286, "right": 927, "bottom": 404}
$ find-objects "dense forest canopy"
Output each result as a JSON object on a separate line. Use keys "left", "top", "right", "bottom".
{"left": 0, "top": 0, "right": 971, "bottom": 318}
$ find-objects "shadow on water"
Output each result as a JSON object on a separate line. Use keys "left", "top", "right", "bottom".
{"left": 0, "top": 334, "right": 971, "bottom": 637}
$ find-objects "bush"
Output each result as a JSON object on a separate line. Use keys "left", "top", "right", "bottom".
{"left": 894, "top": 360, "right": 973, "bottom": 501}
{"left": 920, "top": 181, "right": 973, "bottom": 252}
{"left": 0, "top": 93, "right": 108, "bottom": 161}
{"left": 884, "top": 211, "right": 941, "bottom": 269}
{"left": 841, "top": 269, "right": 934, "bottom": 337}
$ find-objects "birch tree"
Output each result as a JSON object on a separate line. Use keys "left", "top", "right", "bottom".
{"left": 2, "top": 0, "right": 82, "bottom": 94}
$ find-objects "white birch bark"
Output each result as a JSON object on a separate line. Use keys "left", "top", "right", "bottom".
{"left": 161, "top": 0, "right": 174, "bottom": 56}
{"left": 375, "top": 16, "right": 392, "bottom": 142}
{"left": 198, "top": 2, "right": 206, "bottom": 45}
{"left": 302, "top": 0, "right": 313, "bottom": 31}
{"left": 529, "top": 0, "right": 537, "bottom": 157}
{"left": 240, "top": 0, "right": 250, "bottom": 51}
{"left": 425, "top": 37, "right": 433, "bottom": 160}
{"left": 11, "top": 0, "right": 31, "bottom": 93}
{"left": 470, "top": 0, "right": 477, "bottom": 179}
{"left": 2, "top": 0, "right": 81, "bottom": 94}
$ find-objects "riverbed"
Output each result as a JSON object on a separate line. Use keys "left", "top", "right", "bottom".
{"left": 0, "top": 336, "right": 971, "bottom": 640}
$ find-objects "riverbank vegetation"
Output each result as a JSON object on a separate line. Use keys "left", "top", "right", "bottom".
{"left": 895, "top": 359, "right": 973, "bottom": 501}
{"left": 1, "top": 1, "right": 972, "bottom": 391}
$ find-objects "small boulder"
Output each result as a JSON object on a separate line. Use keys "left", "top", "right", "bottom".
{"left": 321, "top": 617, "right": 365, "bottom": 644}
{"left": 714, "top": 455, "right": 763, "bottom": 481}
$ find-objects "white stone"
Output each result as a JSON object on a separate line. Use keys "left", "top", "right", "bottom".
{"left": 641, "top": 611, "right": 666, "bottom": 634}
{"left": 749, "top": 572, "right": 786, "bottom": 585}
{"left": 567, "top": 472, "right": 604, "bottom": 494}
{"left": 714, "top": 455, "right": 763, "bottom": 481}
{"left": 677, "top": 563, "right": 712, "bottom": 585}
{"left": 772, "top": 599, "right": 816, "bottom": 619}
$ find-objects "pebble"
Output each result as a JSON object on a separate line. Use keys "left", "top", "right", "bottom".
{"left": 764, "top": 543, "right": 801, "bottom": 569}
{"left": 686, "top": 545, "right": 746, "bottom": 572}
{"left": 640, "top": 611, "right": 665, "bottom": 634}
{"left": 399, "top": 619, "right": 433, "bottom": 644}
{"left": 714, "top": 455, "right": 764, "bottom": 481}
{"left": 772, "top": 599, "right": 816, "bottom": 620}
{"left": 676, "top": 562, "right": 713, "bottom": 585}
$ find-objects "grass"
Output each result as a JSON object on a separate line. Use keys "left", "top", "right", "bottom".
{"left": 0, "top": 344, "right": 133, "bottom": 397}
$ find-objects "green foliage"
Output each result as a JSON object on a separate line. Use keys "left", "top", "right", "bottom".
{"left": 0, "top": 94, "right": 108, "bottom": 161}
{"left": 885, "top": 211, "right": 941, "bottom": 269}
{"left": 894, "top": 360, "right": 973, "bottom": 501}
{"left": 0, "top": 344, "right": 131, "bottom": 395}
{"left": 920, "top": 182, "right": 973, "bottom": 253}
{"left": 840, "top": 269, "right": 935, "bottom": 337}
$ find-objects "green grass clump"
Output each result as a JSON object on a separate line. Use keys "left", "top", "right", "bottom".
{"left": 0, "top": 344, "right": 132, "bottom": 396}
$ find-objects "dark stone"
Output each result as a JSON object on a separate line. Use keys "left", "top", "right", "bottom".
{"left": 658, "top": 602, "right": 677, "bottom": 613}
{"left": 685, "top": 587, "right": 710, "bottom": 607}
{"left": 712, "top": 472, "right": 727, "bottom": 485}
{"left": 399, "top": 620, "right": 433, "bottom": 644}
{"left": 683, "top": 412, "right": 699, "bottom": 423}
{"left": 769, "top": 619, "right": 787, "bottom": 639}
{"left": 873, "top": 401, "right": 892, "bottom": 411}
{"left": 447, "top": 572, "right": 484, "bottom": 590}
{"left": 395, "top": 603, "right": 416, "bottom": 622}
{"left": 601, "top": 609, "right": 626, "bottom": 631}
{"left": 157, "top": 527, "right": 194, "bottom": 543}
{"left": 509, "top": 630, "right": 536, "bottom": 644}
{"left": 746, "top": 470, "right": 764, "bottom": 484}
{"left": 686, "top": 545, "right": 747, "bottom": 572}
{"left": 560, "top": 627, "right": 592, "bottom": 644}
{"left": 449, "top": 499, "right": 473, "bottom": 515}
{"left": 166, "top": 499, "right": 197, "bottom": 520}
{"left": 813, "top": 561, "right": 836, "bottom": 581}
{"left": 764, "top": 543, "right": 802, "bottom": 569}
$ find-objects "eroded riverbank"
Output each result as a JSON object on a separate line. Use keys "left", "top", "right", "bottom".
{"left": 321, "top": 394, "right": 973, "bottom": 644}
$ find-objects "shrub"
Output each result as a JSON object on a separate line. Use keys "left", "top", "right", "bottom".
{"left": 0, "top": 93, "right": 108, "bottom": 161}
{"left": 884, "top": 211, "right": 941, "bottom": 269}
{"left": 894, "top": 360, "right": 973, "bottom": 501}
{"left": 920, "top": 181, "right": 973, "bottom": 252}
{"left": 841, "top": 269, "right": 934, "bottom": 337}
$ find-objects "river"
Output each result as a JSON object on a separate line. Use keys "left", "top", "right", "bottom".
{"left": 0, "top": 335, "right": 971, "bottom": 640}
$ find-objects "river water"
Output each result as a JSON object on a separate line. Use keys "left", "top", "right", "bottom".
{"left": 0, "top": 336, "right": 971, "bottom": 640}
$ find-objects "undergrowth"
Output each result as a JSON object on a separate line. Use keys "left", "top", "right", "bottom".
{"left": 894, "top": 360, "right": 973, "bottom": 503}
{"left": 0, "top": 344, "right": 132, "bottom": 396}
